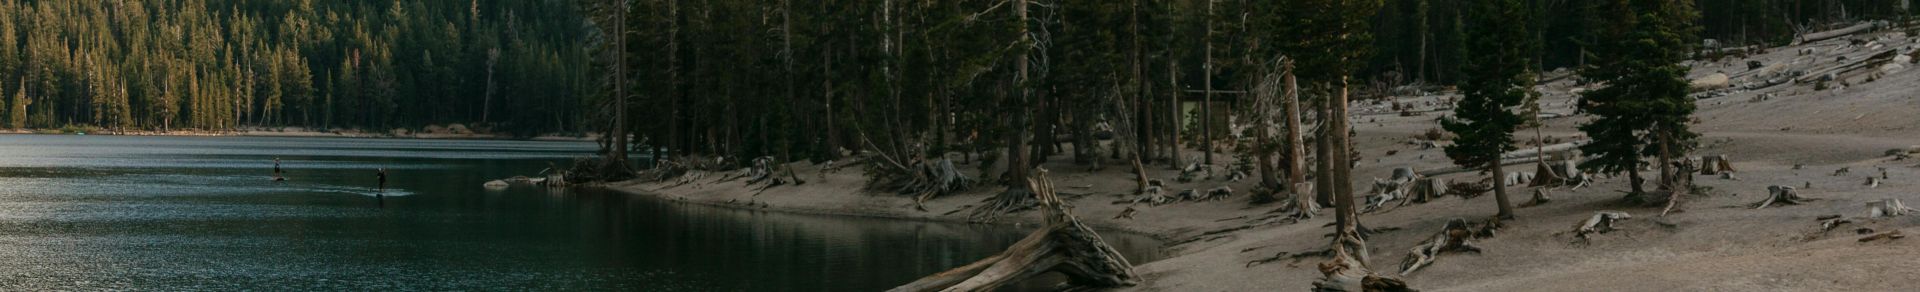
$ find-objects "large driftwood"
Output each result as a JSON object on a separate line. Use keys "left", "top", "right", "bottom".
{"left": 1795, "top": 49, "right": 1900, "bottom": 84}
{"left": 892, "top": 169, "right": 1139, "bottom": 292}
{"left": 1796, "top": 21, "right": 1880, "bottom": 45}
{"left": 1398, "top": 219, "right": 1484, "bottom": 275}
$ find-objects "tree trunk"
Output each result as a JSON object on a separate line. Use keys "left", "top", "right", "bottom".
{"left": 608, "top": 0, "right": 630, "bottom": 168}
{"left": 1201, "top": 0, "right": 1215, "bottom": 166}
{"left": 1007, "top": 0, "right": 1032, "bottom": 190}
{"left": 1330, "top": 78, "right": 1363, "bottom": 263}
{"left": 1490, "top": 159, "right": 1514, "bottom": 219}
{"left": 1283, "top": 61, "right": 1310, "bottom": 206}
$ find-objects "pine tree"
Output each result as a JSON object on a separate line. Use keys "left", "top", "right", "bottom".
{"left": 1444, "top": 0, "right": 1536, "bottom": 220}
{"left": 1577, "top": 0, "right": 1699, "bottom": 199}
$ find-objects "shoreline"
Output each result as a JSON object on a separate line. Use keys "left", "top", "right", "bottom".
{"left": 597, "top": 175, "right": 1183, "bottom": 241}
{"left": 0, "top": 129, "right": 596, "bottom": 142}
{"left": 597, "top": 183, "right": 1172, "bottom": 238}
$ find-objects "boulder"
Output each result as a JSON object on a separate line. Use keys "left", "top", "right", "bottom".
{"left": 448, "top": 124, "right": 473, "bottom": 135}
{"left": 1690, "top": 73, "right": 1730, "bottom": 91}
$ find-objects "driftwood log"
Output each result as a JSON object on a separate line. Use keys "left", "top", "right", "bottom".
{"left": 1752, "top": 185, "right": 1812, "bottom": 209}
{"left": 891, "top": 169, "right": 1139, "bottom": 291}
{"left": 1398, "top": 219, "right": 1485, "bottom": 275}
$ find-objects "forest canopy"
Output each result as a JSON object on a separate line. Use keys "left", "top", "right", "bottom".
{"left": 0, "top": 0, "right": 590, "bottom": 135}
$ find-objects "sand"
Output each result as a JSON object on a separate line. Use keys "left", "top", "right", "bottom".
{"left": 610, "top": 30, "right": 1920, "bottom": 291}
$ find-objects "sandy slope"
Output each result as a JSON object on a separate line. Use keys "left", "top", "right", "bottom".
{"left": 611, "top": 30, "right": 1920, "bottom": 291}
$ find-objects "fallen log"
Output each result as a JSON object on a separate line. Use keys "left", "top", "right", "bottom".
{"left": 891, "top": 169, "right": 1139, "bottom": 291}
{"left": 1858, "top": 230, "right": 1905, "bottom": 242}
{"left": 1795, "top": 49, "right": 1900, "bottom": 84}
{"left": 1797, "top": 21, "right": 1880, "bottom": 45}
{"left": 1313, "top": 245, "right": 1415, "bottom": 292}
{"left": 1398, "top": 219, "right": 1484, "bottom": 275}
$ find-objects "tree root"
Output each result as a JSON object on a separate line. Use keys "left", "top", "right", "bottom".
{"left": 1752, "top": 185, "right": 1811, "bottom": 209}
{"left": 1398, "top": 219, "right": 1485, "bottom": 275}
{"left": 893, "top": 169, "right": 1139, "bottom": 291}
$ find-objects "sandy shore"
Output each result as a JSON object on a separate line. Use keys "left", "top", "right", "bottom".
{"left": 606, "top": 29, "right": 1920, "bottom": 291}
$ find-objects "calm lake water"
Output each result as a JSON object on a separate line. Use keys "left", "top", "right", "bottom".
{"left": 0, "top": 135, "right": 1163, "bottom": 291}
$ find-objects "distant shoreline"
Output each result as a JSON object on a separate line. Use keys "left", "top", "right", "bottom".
{"left": 0, "top": 128, "right": 598, "bottom": 142}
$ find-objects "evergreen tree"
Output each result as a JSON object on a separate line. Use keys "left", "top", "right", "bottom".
{"left": 1443, "top": 0, "right": 1536, "bottom": 220}
{"left": 1576, "top": 0, "right": 1699, "bottom": 197}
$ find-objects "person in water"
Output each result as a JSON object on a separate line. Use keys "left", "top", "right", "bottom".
{"left": 273, "top": 158, "right": 285, "bottom": 181}
{"left": 376, "top": 168, "right": 389, "bottom": 208}
{"left": 376, "top": 168, "right": 389, "bottom": 192}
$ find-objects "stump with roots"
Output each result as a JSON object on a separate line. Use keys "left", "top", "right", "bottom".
{"left": 1752, "top": 185, "right": 1812, "bottom": 209}
{"left": 1519, "top": 189, "right": 1552, "bottom": 208}
{"left": 744, "top": 156, "right": 777, "bottom": 185}
{"left": 1698, "top": 155, "right": 1735, "bottom": 175}
{"left": 899, "top": 158, "right": 975, "bottom": 210}
{"left": 1402, "top": 178, "right": 1449, "bottom": 205}
{"left": 892, "top": 169, "right": 1139, "bottom": 292}
{"left": 1868, "top": 198, "right": 1917, "bottom": 218}
{"left": 1398, "top": 218, "right": 1486, "bottom": 275}
{"left": 1312, "top": 230, "right": 1413, "bottom": 292}
{"left": 1571, "top": 211, "right": 1632, "bottom": 244}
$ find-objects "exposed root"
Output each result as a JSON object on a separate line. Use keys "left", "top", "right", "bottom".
{"left": 891, "top": 169, "right": 1139, "bottom": 291}
{"left": 1398, "top": 219, "right": 1485, "bottom": 275}
{"left": 1752, "top": 185, "right": 1812, "bottom": 209}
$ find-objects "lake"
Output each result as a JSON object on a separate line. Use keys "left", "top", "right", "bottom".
{"left": 0, "top": 135, "right": 1164, "bottom": 291}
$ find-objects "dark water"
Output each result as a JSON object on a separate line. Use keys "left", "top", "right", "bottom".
{"left": 0, "top": 135, "right": 1163, "bottom": 291}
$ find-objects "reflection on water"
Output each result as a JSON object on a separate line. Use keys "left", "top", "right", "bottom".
{"left": 0, "top": 135, "right": 1163, "bottom": 291}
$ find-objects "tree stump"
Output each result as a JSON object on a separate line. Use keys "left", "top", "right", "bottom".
{"left": 1398, "top": 219, "right": 1484, "bottom": 275}
{"left": 1519, "top": 189, "right": 1552, "bottom": 208}
{"left": 893, "top": 169, "right": 1139, "bottom": 291}
{"left": 1752, "top": 185, "right": 1811, "bottom": 209}
{"left": 1867, "top": 198, "right": 1917, "bottom": 218}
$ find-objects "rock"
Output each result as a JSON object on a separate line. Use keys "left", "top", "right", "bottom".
{"left": 392, "top": 128, "right": 412, "bottom": 136}
{"left": 483, "top": 180, "right": 509, "bottom": 189}
{"left": 1881, "top": 63, "right": 1907, "bottom": 74}
{"left": 1690, "top": 73, "right": 1731, "bottom": 91}
{"left": 448, "top": 124, "right": 473, "bottom": 135}
{"left": 1896, "top": 55, "right": 1913, "bottom": 64}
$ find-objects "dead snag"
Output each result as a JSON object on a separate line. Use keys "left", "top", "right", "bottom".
{"left": 1519, "top": 189, "right": 1552, "bottom": 208}
{"left": 1398, "top": 219, "right": 1485, "bottom": 275}
{"left": 1571, "top": 211, "right": 1632, "bottom": 244}
{"left": 1752, "top": 185, "right": 1812, "bottom": 209}
{"left": 893, "top": 169, "right": 1139, "bottom": 291}
{"left": 1867, "top": 198, "right": 1917, "bottom": 218}
{"left": 1858, "top": 230, "right": 1905, "bottom": 242}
